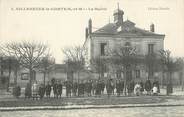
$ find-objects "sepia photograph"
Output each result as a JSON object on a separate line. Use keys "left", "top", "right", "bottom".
{"left": 0, "top": 0, "right": 184, "bottom": 116}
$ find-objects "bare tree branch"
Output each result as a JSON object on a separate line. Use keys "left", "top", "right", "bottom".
{"left": 1, "top": 41, "right": 50, "bottom": 83}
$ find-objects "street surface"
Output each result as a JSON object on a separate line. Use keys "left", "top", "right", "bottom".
{"left": 1, "top": 106, "right": 184, "bottom": 117}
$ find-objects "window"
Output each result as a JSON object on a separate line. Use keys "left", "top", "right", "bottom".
{"left": 21, "top": 73, "right": 29, "bottom": 80}
{"left": 135, "top": 43, "right": 140, "bottom": 53}
{"left": 100, "top": 43, "right": 107, "bottom": 56}
{"left": 124, "top": 42, "right": 131, "bottom": 53}
{"left": 135, "top": 70, "right": 140, "bottom": 79}
{"left": 125, "top": 42, "right": 131, "bottom": 47}
{"left": 148, "top": 44, "right": 154, "bottom": 54}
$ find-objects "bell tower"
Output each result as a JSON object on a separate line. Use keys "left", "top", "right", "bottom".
{"left": 113, "top": 3, "right": 124, "bottom": 26}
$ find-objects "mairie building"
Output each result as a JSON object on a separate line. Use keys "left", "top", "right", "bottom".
{"left": 83, "top": 6, "right": 165, "bottom": 82}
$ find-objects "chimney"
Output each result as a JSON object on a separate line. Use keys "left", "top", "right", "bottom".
{"left": 85, "top": 27, "right": 88, "bottom": 39}
{"left": 88, "top": 18, "right": 92, "bottom": 34}
{"left": 150, "top": 23, "right": 155, "bottom": 32}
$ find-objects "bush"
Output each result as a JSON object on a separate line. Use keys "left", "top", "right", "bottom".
{"left": 13, "top": 86, "right": 21, "bottom": 98}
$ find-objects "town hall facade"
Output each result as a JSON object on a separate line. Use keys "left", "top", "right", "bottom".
{"left": 83, "top": 6, "right": 165, "bottom": 82}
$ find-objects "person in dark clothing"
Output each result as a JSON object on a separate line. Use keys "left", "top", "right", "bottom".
{"left": 14, "top": 86, "right": 21, "bottom": 98}
{"left": 127, "top": 80, "right": 135, "bottom": 96}
{"left": 140, "top": 81, "right": 144, "bottom": 95}
{"left": 111, "top": 80, "right": 115, "bottom": 95}
{"left": 45, "top": 82, "right": 51, "bottom": 98}
{"left": 78, "top": 81, "right": 85, "bottom": 97}
{"left": 81, "top": 81, "right": 85, "bottom": 96}
{"left": 84, "top": 81, "right": 89, "bottom": 96}
{"left": 145, "top": 80, "right": 152, "bottom": 95}
{"left": 38, "top": 84, "right": 45, "bottom": 99}
{"left": 88, "top": 80, "right": 92, "bottom": 96}
{"left": 17, "top": 86, "right": 21, "bottom": 97}
{"left": 92, "top": 80, "right": 97, "bottom": 96}
{"left": 53, "top": 82, "right": 58, "bottom": 98}
{"left": 101, "top": 80, "right": 105, "bottom": 95}
{"left": 106, "top": 79, "right": 114, "bottom": 97}
{"left": 127, "top": 82, "right": 131, "bottom": 96}
{"left": 57, "top": 82, "right": 63, "bottom": 98}
{"left": 66, "top": 81, "right": 72, "bottom": 97}
{"left": 116, "top": 80, "right": 121, "bottom": 96}
{"left": 51, "top": 78, "right": 56, "bottom": 87}
{"left": 120, "top": 80, "right": 124, "bottom": 95}
{"left": 72, "top": 82, "right": 78, "bottom": 97}
{"left": 78, "top": 81, "right": 82, "bottom": 96}
{"left": 85, "top": 80, "right": 92, "bottom": 96}
{"left": 99, "top": 80, "right": 103, "bottom": 95}
{"left": 96, "top": 80, "right": 101, "bottom": 97}
{"left": 25, "top": 83, "right": 32, "bottom": 98}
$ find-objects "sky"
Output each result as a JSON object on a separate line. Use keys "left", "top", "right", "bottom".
{"left": 0, "top": 0, "right": 184, "bottom": 63}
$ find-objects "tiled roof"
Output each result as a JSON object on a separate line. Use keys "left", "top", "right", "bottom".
{"left": 93, "top": 20, "right": 164, "bottom": 37}
{"left": 94, "top": 23, "right": 118, "bottom": 34}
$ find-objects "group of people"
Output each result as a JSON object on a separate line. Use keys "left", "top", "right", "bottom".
{"left": 47, "top": 80, "right": 106, "bottom": 98}
{"left": 24, "top": 79, "right": 160, "bottom": 99}
{"left": 131, "top": 80, "right": 160, "bottom": 96}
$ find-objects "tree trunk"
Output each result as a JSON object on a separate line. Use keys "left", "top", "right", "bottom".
{"left": 78, "top": 71, "right": 80, "bottom": 83}
{"left": 14, "top": 68, "right": 18, "bottom": 86}
{"left": 167, "top": 71, "right": 173, "bottom": 95}
{"left": 169, "top": 71, "right": 173, "bottom": 93}
{"left": 7, "top": 62, "right": 11, "bottom": 92}
{"left": 43, "top": 71, "right": 46, "bottom": 86}
{"left": 124, "top": 68, "right": 127, "bottom": 96}
{"left": 7, "top": 71, "right": 11, "bottom": 92}
{"left": 182, "top": 73, "right": 184, "bottom": 91}
{"left": 47, "top": 72, "right": 50, "bottom": 82}
{"left": 169, "top": 72, "right": 172, "bottom": 85}
{"left": 162, "top": 71, "right": 165, "bottom": 88}
{"left": 0, "top": 68, "right": 3, "bottom": 76}
{"left": 182, "top": 69, "right": 184, "bottom": 91}
{"left": 182, "top": 78, "right": 184, "bottom": 91}
{"left": 29, "top": 68, "right": 33, "bottom": 84}
{"left": 0, "top": 57, "right": 4, "bottom": 76}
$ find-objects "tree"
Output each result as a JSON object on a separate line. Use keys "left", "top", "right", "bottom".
{"left": 144, "top": 53, "right": 162, "bottom": 80}
{"left": 1, "top": 41, "right": 50, "bottom": 84}
{"left": 0, "top": 51, "right": 5, "bottom": 76}
{"left": 62, "top": 46, "right": 86, "bottom": 82}
{"left": 2, "top": 57, "right": 19, "bottom": 91}
{"left": 0, "top": 54, "right": 20, "bottom": 90}
{"left": 39, "top": 55, "right": 55, "bottom": 86}
{"left": 159, "top": 50, "right": 178, "bottom": 95}
{"left": 0, "top": 57, "right": 3, "bottom": 76}
{"left": 90, "top": 56, "right": 107, "bottom": 79}
{"left": 110, "top": 45, "right": 142, "bottom": 95}
{"left": 174, "top": 57, "right": 184, "bottom": 90}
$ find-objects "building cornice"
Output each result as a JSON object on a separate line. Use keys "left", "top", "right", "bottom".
{"left": 90, "top": 34, "right": 165, "bottom": 39}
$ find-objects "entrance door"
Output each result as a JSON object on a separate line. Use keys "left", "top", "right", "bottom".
{"left": 126, "top": 70, "right": 132, "bottom": 82}
{"left": 126, "top": 65, "right": 132, "bottom": 82}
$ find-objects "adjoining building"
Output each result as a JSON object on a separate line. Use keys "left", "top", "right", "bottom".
{"left": 83, "top": 5, "right": 165, "bottom": 82}
{"left": 0, "top": 62, "right": 92, "bottom": 88}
